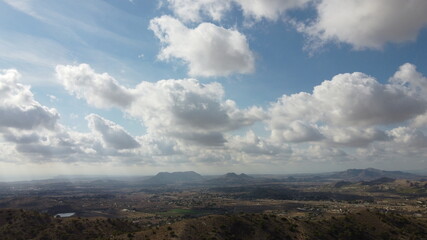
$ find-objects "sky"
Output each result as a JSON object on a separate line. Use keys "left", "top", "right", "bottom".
{"left": 1, "top": 0, "right": 427, "bottom": 180}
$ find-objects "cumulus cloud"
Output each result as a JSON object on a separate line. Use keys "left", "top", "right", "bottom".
{"left": 227, "top": 130, "right": 283, "bottom": 155}
{"left": 166, "top": 0, "right": 309, "bottom": 22}
{"left": 166, "top": 0, "right": 427, "bottom": 53}
{"left": 3, "top": 131, "right": 40, "bottom": 144}
{"left": 86, "top": 114, "right": 140, "bottom": 150}
{"left": 313, "top": 72, "right": 425, "bottom": 126}
{"left": 272, "top": 120, "right": 323, "bottom": 143}
{"left": 149, "top": 15, "right": 254, "bottom": 77}
{"left": 0, "top": 68, "right": 186, "bottom": 164}
{"left": 57, "top": 64, "right": 264, "bottom": 146}
{"left": 15, "top": 143, "right": 78, "bottom": 158}
{"left": 6, "top": 125, "right": 94, "bottom": 161}
{"left": 291, "top": 144, "right": 348, "bottom": 162}
{"left": 0, "top": 69, "right": 59, "bottom": 130}
{"left": 390, "top": 63, "right": 427, "bottom": 128}
{"left": 299, "top": 0, "right": 427, "bottom": 50}
{"left": 56, "top": 64, "right": 134, "bottom": 109}
{"left": 0, "top": 69, "right": 75, "bottom": 160}
{"left": 322, "top": 127, "right": 388, "bottom": 148}
{"left": 391, "top": 63, "right": 427, "bottom": 94}
{"left": 388, "top": 127, "right": 427, "bottom": 149}
{"left": 359, "top": 126, "right": 427, "bottom": 161}
{"left": 269, "top": 63, "right": 427, "bottom": 147}
{"left": 235, "top": 0, "right": 310, "bottom": 21}
{"left": 166, "top": 0, "right": 231, "bottom": 22}
{"left": 54, "top": 62, "right": 427, "bottom": 166}
{"left": 0, "top": 68, "right": 131, "bottom": 162}
{"left": 136, "top": 134, "right": 180, "bottom": 156}
{"left": 4, "top": 62, "right": 427, "bottom": 168}
{"left": 128, "top": 79, "right": 264, "bottom": 145}
{"left": 270, "top": 70, "right": 426, "bottom": 128}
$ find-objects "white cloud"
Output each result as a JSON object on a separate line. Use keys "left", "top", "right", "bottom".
{"left": 54, "top": 63, "right": 427, "bottom": 167}
{"left": 3, "top": 131, "right": 40, "bottom": 144}
{"left": 165, "top": 0, "right": 309, "bottom": 22}
{"left": 235, "top": 0, "right": 310, "bottom": 21}
{"left": 299, "top": 0, "right": 427, "bottom": 50}
{"left": 360, "top": 126, "right": 427, "bottom": 162}
{"left": 15, "top": 143, "right": 78, "bottom": 158}
{"left": 291, "top": 144, "right": 349, "bottom": 162}
{"left": 227, "top": 130, "right": 283, "bottom": 155}
{"left": 268, "top": 63, "right": 427, "bottom": 147}
{"left": 321, "top": 127, "right": 388, "bottom": 147}
{"left": 312, "top": 72, "right": 425, "bottom": 126}
{"left": 390, "top": 63, "right": 427, "bottom": 128}
{"left": 149, "top": 15, "right": 254, "bottom": 77}
{"left": 0, "top": 69, "right": 183, "bottom": 166}
{"left": 0, "top": 69, "right": 80, "bottom": 161}
{"left": 270, "top": 70, "right": 426, "bottom": 128}
{"left": 56, "top": 64, "right": 264, "bottom": 146}
{"left": 166, "top": 0, "right": 231, "bottom": 22}
{"left": 390, "top": 63, "right": 427, "bottom": 95}
{"left": 272, "top": 120, "right": 323, "bottom": 143}
{"left": 86, "top": 114, "right": 140, "bottom": 150}
{"left": 128, "top": 78, "right": 265, "bottom": 145}
{"left": 47, "top": 94, "right": 57, "bottom": 102}
{"left": 1, "top": 124, "right": 95, "bottom": 162}
{"left": 56, "top": 64, "right": 134, "bottom": 109}
{"left": 4, "top": 63, "right": 427, "bottom": 169}
{"left": 136, "top": 134, "right": 180, "bottom": 156}
{"left": 0, "top": 69, "right": 59, "bottom": 130}
{"left": 0, "top": 68, "right": 142, "bottom": 163}
{"left": 388, "top": 127, "right": 427, "bottom": 149}
{"left": 165, "top": 0, "right": 427, "bottom": 53}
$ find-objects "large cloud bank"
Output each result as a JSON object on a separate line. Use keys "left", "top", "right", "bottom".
{"left": 1, "top": 63, "right": 427, "bottom": 168}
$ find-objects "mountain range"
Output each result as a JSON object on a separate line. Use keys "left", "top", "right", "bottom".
{"left": 328, "top": 168, "right": 419, "bottom": 181}
{"left": 141, "top": 168, "right": 422, "bottom": 185}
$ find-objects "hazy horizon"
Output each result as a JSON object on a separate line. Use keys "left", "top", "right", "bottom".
{"left": 2, "top": 166, "right": 427, "bottom": 182}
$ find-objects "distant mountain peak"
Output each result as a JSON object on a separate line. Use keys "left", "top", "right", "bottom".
{"left": 331, "top": 168, "right": 417, "bottom": 181}
{"left": 144, "top": 171, "right": 203, "bottom": 185}
{"left": 207, "top": 172, "right": 254, "bottom": 185}
{"left": 224, "top": 172, "right": 238, "bottom": 177}
{"left": 223, "top": 173, "right": 252, "bottom": 179}
{"left": 156, "top": 171, "right": 199, "bottom": 176}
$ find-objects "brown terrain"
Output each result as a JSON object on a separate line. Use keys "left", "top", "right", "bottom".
{"left": 0, "top": 168, "right": 427, "bottom": 239}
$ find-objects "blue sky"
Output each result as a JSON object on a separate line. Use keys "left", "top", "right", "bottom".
{"left": 1, "top": 0, "right": 427, "bottom": 180}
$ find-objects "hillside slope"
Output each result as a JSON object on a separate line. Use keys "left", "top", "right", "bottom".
{"left": 0, "top": 209, "right": 139, "bottom": 240}
{"left": 121, "top": 210, "right": 427, "bottom": 240}
{"left": 329, "top": 168, "right": 419, "bottom": 181}
{"left": 2, "top": 208, "right": 427, "bottom": 240}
